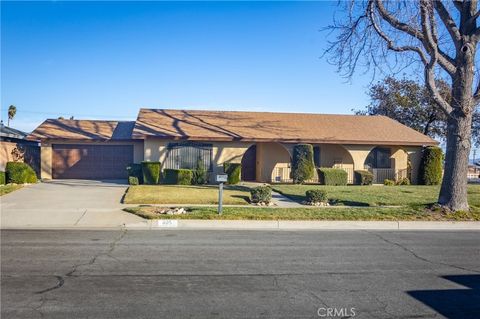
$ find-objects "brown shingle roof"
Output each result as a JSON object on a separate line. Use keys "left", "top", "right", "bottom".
{"left": 28, "top": 119, "right": 135, "bottom": 141}
{"left": 132, "top": 109, "right": 438, "bottom": 146}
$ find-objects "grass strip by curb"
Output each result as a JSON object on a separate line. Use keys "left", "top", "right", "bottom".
{"left": 124, "top": 205, "right": 480, "bottom": 221}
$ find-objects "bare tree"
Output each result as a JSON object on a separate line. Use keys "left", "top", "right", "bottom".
{"left": 325, "top": 0, "right": 480, "bottom": 211}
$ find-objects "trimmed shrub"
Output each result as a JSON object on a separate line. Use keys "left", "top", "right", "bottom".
{"left": 5, "top": 162, "right": 37, "bottom": 184}
{"left": 0, "top": 171, "right": 5, "bottom": 185}
{"left": 305, "top": 189, "right": 328, "bottom": 203}
{"left": 128, "top": 176, "right": 139, "bottom": 186}
{"left": 396, "top": 177, "right": 411, "bottom": 185}
{"left": 291, "top": 144, "right": 315, "bottom": 184}
{"left": 384, "top": 179, "right": 395, "bottom": 186}
{"left": 250, "top": 186, "right": 272, "bottom": 204}
{"left": 163, "top": 169, "right": 193, "bottom": 185}
{"left": 192, "top": 159, "right": 208, "bottom": 185}
{"left": 141, "top": 162, "right": 161, "bottom": 185}
{"left": 419, "top": 146, "right": 443, "bottom": 185}
{"left": 126, "top": 163, "right": 143, "bottom": 184}
{"left": 223, "top": 162, "right": 241, "bottom": 185}
{"left": 318, "top": 168, "right": 348, "bottom": 186}
{"left": 354, "top": 170, "right": 373, "bottom": 185}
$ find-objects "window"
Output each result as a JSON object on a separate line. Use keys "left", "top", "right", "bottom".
{"left": 164, "top": 142, "right": 213, "bottom": 171}
{"left": 365, "top": 147, "right": 391, "bottom": 169}
{"left": 313, "top": 146, "right": 321, "bottom": 167}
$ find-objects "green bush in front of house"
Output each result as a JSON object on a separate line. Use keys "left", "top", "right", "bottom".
{"left": 250, "top": 186, "right": 272, "bottom": 204}
{"left": 223, "top": 162, "right": 241, "bottom": 185}
{"left": 127, "top": 163, "right": 143, "bottom": 184}
{"left": 354, "top": 170, "right": 373, "bottom": 185}
{"left": 419, "top": 146, "right": 443, "bottom": 185}
{"left": 192, "top": 159, "right": 208, "bottom": 185}
{"left": 305, "top": 189, "right": 328, "bottom": 203}
{"left": 0, "top": 171, "right": 5, "bottom": 185}
{"left": 141, "top": 162, "right": 161, "bottom": 185}
{"left": 384, "top": 179, "right": 395, "bottom": 186}
{"left": 396, "top": 177, "right": 411, "bottom": 185}
{"left": 5, "top": 162, "right": 37, "bottom": 184}
{"left": 318, "top": 168, "right": 348, "bottom": 186}
{"left": 163, "top": 169, "right": 193, "bottom": 185}
{"left": 291, "top": 144, "right": 315, "bottom": 184}
{"left": 128, "top": 176, "right": 139, "bottom": 185}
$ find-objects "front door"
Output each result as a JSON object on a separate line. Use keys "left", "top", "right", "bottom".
{"left": 241, "top": 145, "right": 256, "bottom": 181}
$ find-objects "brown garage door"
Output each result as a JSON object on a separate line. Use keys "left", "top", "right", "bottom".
{"left": 52, "top": 144, "right": 133, "bottom": 179}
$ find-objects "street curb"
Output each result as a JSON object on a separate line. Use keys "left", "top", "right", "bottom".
{"left": 130, "top": 220, "right": 480, "bottom": 230}
{"left": 2, "top": 220, "right": 480, "bottom": 231}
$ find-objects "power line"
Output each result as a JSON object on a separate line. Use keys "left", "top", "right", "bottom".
{"left": 0, "top": 108, "right": 136, "bottom": 119}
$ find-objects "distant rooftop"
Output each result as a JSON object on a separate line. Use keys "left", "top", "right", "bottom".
{"left": 0, "top": 122, "right": 28, "bottom": 140}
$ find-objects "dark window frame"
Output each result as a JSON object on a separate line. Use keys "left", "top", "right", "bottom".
{"left": 365, "top": 147, "right": 391, "bottom": 169}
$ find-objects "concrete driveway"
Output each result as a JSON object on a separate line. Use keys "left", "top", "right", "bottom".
{"left": 0, "top": 180, "right": 144, "bottom": 228}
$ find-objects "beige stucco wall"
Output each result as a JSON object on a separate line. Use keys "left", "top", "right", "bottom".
{"left": 40, "top": 140, "right": 144, "bottom": 180}
{"left": 256, "top": 142, "right": 291, "bottom": 182}
{"left": 143, "top": 138, "right": 254, "bottom": 182}
{"left": 0, "top": 141, "right": 18, "bottom": 171}
{"left": 143, "top": 138, "right": 425, "bottom": 184}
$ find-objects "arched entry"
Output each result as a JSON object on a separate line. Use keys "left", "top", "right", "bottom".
{"left": 241, "top": 145, "right": 257, "bottom": 181}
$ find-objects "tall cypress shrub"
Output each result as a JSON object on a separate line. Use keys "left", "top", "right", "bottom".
{"left": 141, "top": 162, "right": 161, "bottom": 185}
{"left": 419, "top": 146, "right": 443, "bottom": 185}
{"left": 291, "top": 144, "right": 314, "bottom": 184}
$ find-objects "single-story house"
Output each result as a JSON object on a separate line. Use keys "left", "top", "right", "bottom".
{"left": 28, "top": 108, "right": 438, "bottom": 184}
{"left": 1, "top": 122, "right": 40, "bottom": 176}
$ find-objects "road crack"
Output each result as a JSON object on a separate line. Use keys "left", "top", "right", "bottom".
{"left": 34, "top": 228, "right": 127, "bottom": 295}
{"left": 365, "top": 231, "right": 480, "bottom": 274}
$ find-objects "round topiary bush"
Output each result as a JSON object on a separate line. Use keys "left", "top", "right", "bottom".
{"left": 250, "top": 186, "right": 272, "bottom": 204}
{"left": 419, "top": 146, "right": 443, "bottom": 185}
{"left": 383, "top": 179, "right": 395, "bottom": 186}
{"left": 305, "top": 189, "right": 328, "bottom": 203}
{"left": 292, "top": 144, "right": 314, "bottom": 184}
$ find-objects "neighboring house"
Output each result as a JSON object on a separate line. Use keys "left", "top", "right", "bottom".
{"left": 468, "top": 164, "right": 480, "bottom": 180}
{"left": 1, "top": 122, "right": 40, "bottom": 175}
{"left": 28, "top": 108, "right": 438, "bottom": 183}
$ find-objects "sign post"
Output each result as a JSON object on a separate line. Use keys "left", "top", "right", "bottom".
{"left": 216, "top": 174, "right": 228, "bottom": 215}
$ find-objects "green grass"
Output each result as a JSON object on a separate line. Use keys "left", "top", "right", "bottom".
{"left": 272, "top": 184, "right": 480, "bottom": 208}
{"left": 123, "top": 184, "right": 251, "bottom": 205}
{"left": 124, "top": 205, "right": 480, "bottom": 221}
{"left": 0, "top": 184, "right": 22, "bottom": 196}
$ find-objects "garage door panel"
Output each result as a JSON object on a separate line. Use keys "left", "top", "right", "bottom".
{"left": 52, "top": 144, "right": 133, "bottom": 179}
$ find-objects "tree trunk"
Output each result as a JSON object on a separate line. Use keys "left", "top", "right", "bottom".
{"left": 438, "top": 111, "right": 472, "bottom": 211}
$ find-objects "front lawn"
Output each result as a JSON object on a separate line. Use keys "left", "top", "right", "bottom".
{"left": 123, "top": 185, "right": 251, "bottom": 205}
{"left": 0, "top": 184, "right": 22, "bottom": 196}
{"left": 272, "top": 184, "right": 480, "bottom": 209}
{"left": 124, "top": 205, "right": 480, "bottom": 221}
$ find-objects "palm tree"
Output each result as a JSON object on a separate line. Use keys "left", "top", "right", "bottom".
{"left": 7, "top": 105, "right": 16, "bottom": 127}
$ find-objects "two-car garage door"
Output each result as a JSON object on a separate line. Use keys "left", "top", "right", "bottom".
{"left": 52, "top": 144, "right": 133, "bottom": 179}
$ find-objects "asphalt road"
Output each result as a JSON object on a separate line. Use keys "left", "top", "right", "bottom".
{"left": 1, "top": 230, "right": 479, "bottom": 319}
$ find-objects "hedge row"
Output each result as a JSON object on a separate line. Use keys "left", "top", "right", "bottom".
{"left": 354, "top": 170, "right": 373, "bottom": 185}
{"left": 5, "top": 162, "right": 37, "bottom": 184}
{"left": 0, "top": 171, "right": 5, "bottom": 185}
{"left": 317, "top": 168, "right": 348, "bottom": 186}
{"left": 163, "top": 169, "right": 193, "bottom": 185}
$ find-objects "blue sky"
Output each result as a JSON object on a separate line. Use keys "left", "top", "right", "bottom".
{"left": 1, "top": 1, "right": 374, "bottom": 132}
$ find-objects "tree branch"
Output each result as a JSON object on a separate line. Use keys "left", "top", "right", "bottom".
{"left": 368, "top": 0, "right": 428, "bottom": 65}
{"left": 374, "top": 0, "right": 456, "bottom": 76}
{"left": 434, "top": 0, "right": 462, "bottom": 48}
